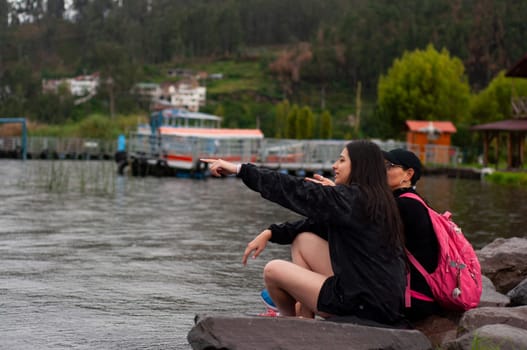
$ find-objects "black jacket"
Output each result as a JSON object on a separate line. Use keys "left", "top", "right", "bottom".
{"left": 238, "top": 164, "right": 406, "bottom": 325}
{"left": 269, "top": 186, "right": 441, "bottom": 321}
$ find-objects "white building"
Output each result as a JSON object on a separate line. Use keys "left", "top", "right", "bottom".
{"left": 68, "top": 73, "right": 100, "bottom": 96}
{"left": 42, "top": 72, "right": 100, "bottom": 97}
{"left": 157, "top": 80, "right": 206, "bottom": 112}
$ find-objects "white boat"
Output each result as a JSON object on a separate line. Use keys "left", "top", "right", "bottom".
{"left": 128, "top": 108, "right": 263, "bottom": 177}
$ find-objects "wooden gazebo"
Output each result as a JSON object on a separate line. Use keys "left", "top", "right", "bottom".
{"left": 470, "top": 54, "right": 527, "bottom": 169}
{"left": 470, "top": 119, "right": 527, "bottom": 168}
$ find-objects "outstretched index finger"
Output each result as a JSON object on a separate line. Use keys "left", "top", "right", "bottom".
{"left": 242, "top": 246, "right": 254, "bottom": 266}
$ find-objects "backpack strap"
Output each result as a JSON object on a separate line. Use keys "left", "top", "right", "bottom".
{"left": 404, "top": 263, "right": 434, "bottom": 307}
{"left": 410, "top": 290, "right": 435, "bottom": 302}
{"left": 399, "top": 192, "right": 428, "bottom": 208}
{"left": 405, "top": 247, "right": 431, "bottom": 282}
{"left": 405, "top": 272, "right": 412, "bottom": 308}
{"left": 399, "top": 193, "right": 432, "bottom": 279}
{"left": 400, "top": 192, "right": 437, "bottom": 303}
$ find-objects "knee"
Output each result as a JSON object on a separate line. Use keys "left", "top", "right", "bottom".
{"left": 263, "top": 259, "right": 286, "bottom": 284}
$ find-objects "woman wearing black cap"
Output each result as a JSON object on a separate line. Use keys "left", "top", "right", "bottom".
{"left": 383, "top": 149, "right": 441, "bottom": 321}
{"left": 252, "top": 148, "right": 441, "bottom": 322}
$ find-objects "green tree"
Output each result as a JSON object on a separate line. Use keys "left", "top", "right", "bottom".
{"left": 320, "top": 110, "right": 332, "bottom": 139}
{"left": 296, "top": 105, "right": 314, "bottom": 139}
{"left": 0, "top": 0, "right": 8, "bottom": 31}
{"left": 302, "top": 28, "right": 343, "bottom": 109}
{"left": 285, "top": 104, "right": 299, "bottom": 139}
{"left": 35, "top": 84, "right": 74, "bottom": 124}
{"left": 87, "top": 42, "right": 143, "bottom": 118}
{"left": 455, "top": 71, "right": 527, "bottom": 163}
{"left": 213, "top": 104, "right": 225, "bottom": 118}
{"left": 77, "top": 113, "right": 114, "bottom": 139}
{"left": 0, "top": 60, "right": 39, "bottom": 119}
{"left": 111, "top": 0, "right": 150, "bottom": 61}
{"left": 46, "top": 0, "right": 65, "bottom": 19}
{"left": 268, "top": 43, "right": 313, "bottom": 100}
{"left": 274, "top": 100, "right": 290, "bottom": 138}
{"left": 377, "top": 44, "right": 471, "bottom": 138}
{"left": 216, "top": 3, "right": 242, "bottom": 55}
{"left": 470, "top": 71, "right": 527, "bottom": 125}
{"left": 0, "top": 0, "right": 9, "bottom": 83}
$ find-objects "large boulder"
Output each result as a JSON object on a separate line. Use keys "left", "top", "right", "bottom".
{"left": 187, "top": 314, "right": 433, "bottom": 350}
{"left": 458, "top": 306, "right": 527, "bottom": 334}
{"left": 412, "top": 313, "right": 461, "bottom": 347}
{"left": 410, "top": 276, "right": 508, "bottom": 347}
{"left": 443, "top": 324, "right": 527, "bottom": 350}
{"left": 507, "top": 277, "right": 527, "bottom": 306}
{"left": 477, "top": 237, "right": 527, "bottom": 293}
{"left": 478, "top": 275, "right": 510, "bottom": 307}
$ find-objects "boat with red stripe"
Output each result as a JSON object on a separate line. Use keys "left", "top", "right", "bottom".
{"left": 128, "top": 108, "right": 263, "bottom": 178}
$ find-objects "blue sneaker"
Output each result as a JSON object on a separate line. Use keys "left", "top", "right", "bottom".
{"left": 260, "top": 289, "right": 278, "bottom": 311}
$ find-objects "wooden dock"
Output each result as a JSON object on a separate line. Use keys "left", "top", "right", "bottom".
{"left": 0, "top": 136, "right": 116, "bottom": 160}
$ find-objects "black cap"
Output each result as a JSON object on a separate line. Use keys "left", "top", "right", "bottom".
{"left": 383, "top": 148, "right": 422, "bottom": 185}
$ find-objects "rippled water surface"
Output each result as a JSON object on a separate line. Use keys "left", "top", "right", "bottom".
{"left": 1, "top": 160, "right": 526, "bottom": 349}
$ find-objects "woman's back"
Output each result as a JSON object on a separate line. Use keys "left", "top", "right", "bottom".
{"left": 394, "top": 188, "right": 441, "bottom": 320}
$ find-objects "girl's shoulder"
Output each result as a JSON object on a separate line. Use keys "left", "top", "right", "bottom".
{"left": 330, "top": 184, "right": 368, "bottom": 208}
{"left": 333, "top": 183, "right": 363, "bottom": 196}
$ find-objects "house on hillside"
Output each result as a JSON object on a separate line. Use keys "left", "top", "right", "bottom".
{"left": 132, "top": 79, "right": 207, "bottom": 112}
{"left": 158, "top": 80, "right": 206, "bottom": 112}
{"left": 69, "top": 73, "right": 100, "bottom": 96}
{"left": 405, "top": 120, "right": 457, "bottom": 165}
{"left": 42, "top": 72, "right": 100, "bottom": 97}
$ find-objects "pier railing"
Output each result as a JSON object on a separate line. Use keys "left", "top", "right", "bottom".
{"left": 0, "top": 136, "right": 116, "bottom": 159}
{"left": 127, "top": 132, "right": 263, "bottom": 164}
{"left": 1, "top": 135, "right": 460, "bottom": 169}
{"left": 257, "top": 139, "right": 459, "bottom": 172}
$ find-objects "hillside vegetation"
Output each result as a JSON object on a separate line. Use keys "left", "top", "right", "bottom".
{"left": 1, "top": 0, "right": 527, "bottom": 151}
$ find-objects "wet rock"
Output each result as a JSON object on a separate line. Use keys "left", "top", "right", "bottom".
{"left": 477, "top": 237, "right": 527, "bottom": 293}
{"left": 187, "top": 314, "right": 433, "bottom": 350}
{"left": 507, "top": 277, "right": 527, "bottom": 306}
{"left": 479, "top": 275, "right": 510, "bottom": 307}
{"left": 458, "top": 305, "right": 527, "bottom": 334}
{"left": 443, "top": 324, "right": 527, "bottom": 350}
{"left": 411, "top": 275, "right": 508, "bottom": 347}
{"left": 412, "top": 313, "right": 461, "bottom": 347}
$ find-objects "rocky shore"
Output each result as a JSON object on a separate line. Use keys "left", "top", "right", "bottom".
{"left": 187, "top": 237, "right": 527, "bottom": 350}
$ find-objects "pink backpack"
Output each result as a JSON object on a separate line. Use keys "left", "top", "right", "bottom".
{"left": 401, "top": 192, "right": 482, "bottom": 312}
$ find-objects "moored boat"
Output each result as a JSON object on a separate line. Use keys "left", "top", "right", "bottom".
{"left": 127, "top": 108, "right": 263, "bottom": 178}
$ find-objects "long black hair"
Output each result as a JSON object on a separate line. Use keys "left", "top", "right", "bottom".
{"left": 345, "top": 140, "right": 404, "bottom": 248}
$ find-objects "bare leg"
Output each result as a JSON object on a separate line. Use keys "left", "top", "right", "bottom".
{"left": 290, "top": 233, "right": 332, "bottom": 317}
{"left": 263, "top": 259, "right": 332, "bottom": 318}
{"left": 291, "top": 232, "right": 332, "bottom": 275}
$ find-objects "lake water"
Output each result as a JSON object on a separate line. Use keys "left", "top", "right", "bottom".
{"left": 1, "top": 160, "right": 526, "bottom": 349}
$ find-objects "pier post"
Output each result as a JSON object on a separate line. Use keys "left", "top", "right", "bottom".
{"left": 0, "top": 117, "right": 27, "bottom": 160}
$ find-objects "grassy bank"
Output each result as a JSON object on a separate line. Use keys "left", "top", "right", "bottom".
{"left": 27, "top": 114, "right": 147, "bottom": 140}
{"left": 484, "top": 171, "right": 527, "bottom": 187}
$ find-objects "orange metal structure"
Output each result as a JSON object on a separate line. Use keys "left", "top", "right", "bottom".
{"left": 405, "top": 120, "right": 457, "bottom": 164}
